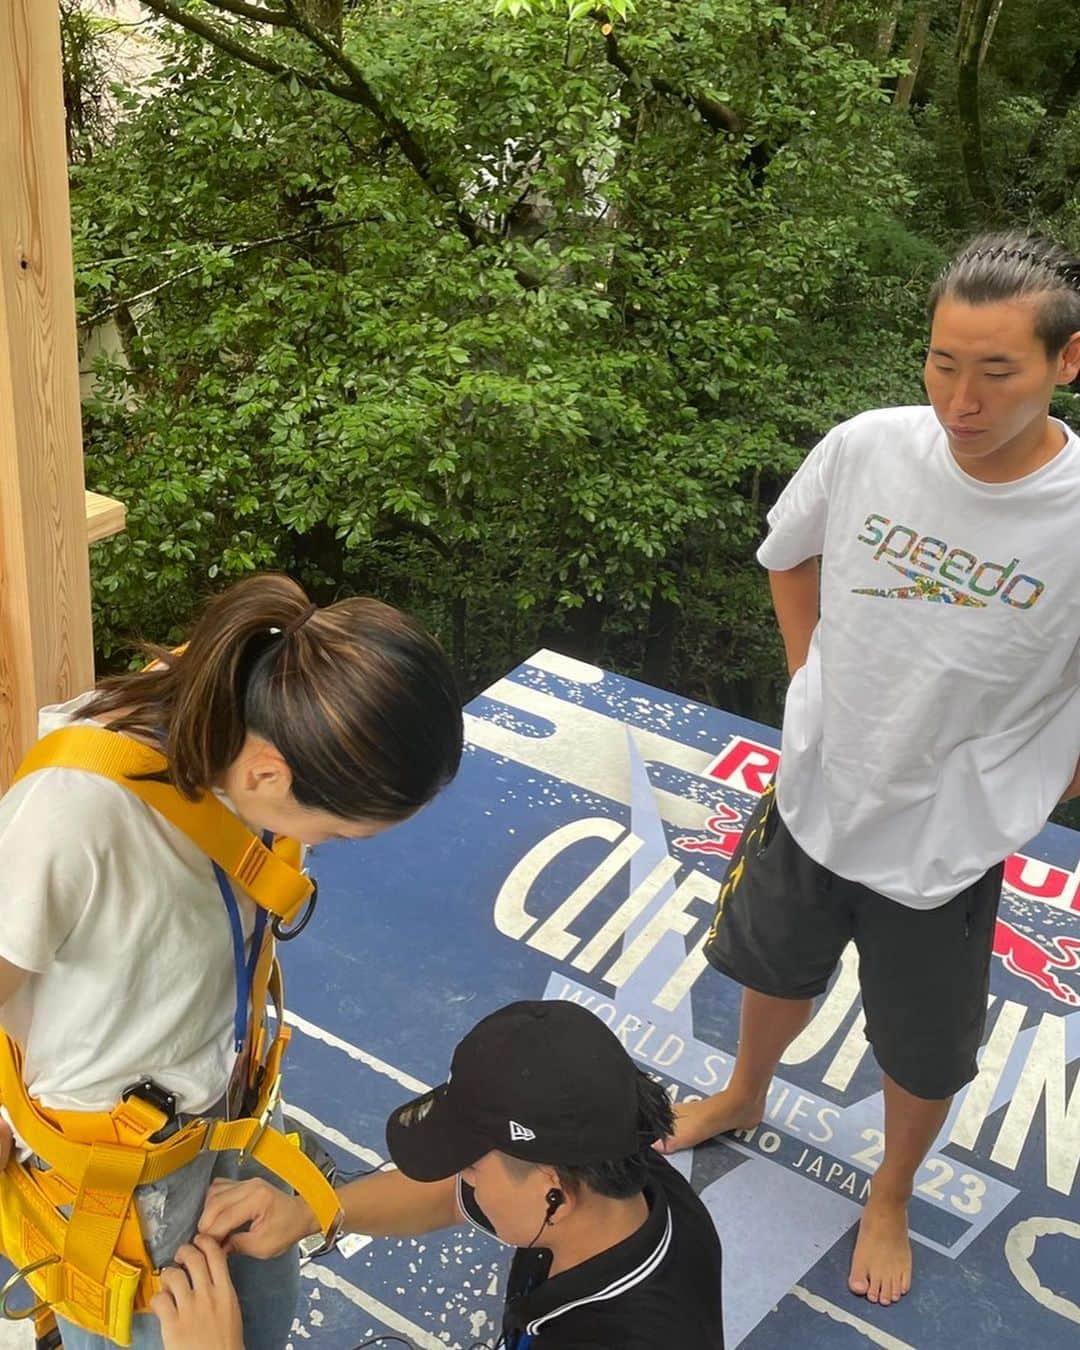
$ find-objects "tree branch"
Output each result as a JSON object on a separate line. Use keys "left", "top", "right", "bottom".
{"left": 279, "top": 0, "right": 493, "bottom": 250}
{"left": 281, "top": 0, "right": 368, "bottom": 88}
{"left": 374, "top": 517, "right": 455, "bottom": 562}
{"left": 82, "top": 218, "right": 377, "bottom": 326}
{"left": 204, "top": 0, "right": 292, "bottom": 24}
{"left": 593, "top": 12, "right": 745, "bottom": 137}
{"left": 141, "top": 1, "right": 500, "bottom": 261}
{"left": 139, "top": 0, "right": 354, "bottom": 97}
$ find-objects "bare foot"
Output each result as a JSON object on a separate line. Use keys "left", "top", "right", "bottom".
{"left": 848, "top": 1190, "right": 912, "bottom": 1306}
{"left": 655, "top": 1088, "right": 766, "bottom": 1154}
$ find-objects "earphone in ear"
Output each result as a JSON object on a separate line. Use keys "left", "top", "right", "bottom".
{"left": 523, "top": 1187, "right": 566, "bottom": 1250}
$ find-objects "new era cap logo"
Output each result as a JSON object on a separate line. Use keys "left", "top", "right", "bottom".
{"left": 509, "top": 1120, "right": 536, "bottom": 1142}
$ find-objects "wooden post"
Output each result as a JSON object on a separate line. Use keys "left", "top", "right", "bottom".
{"left": 0, "top": 2, "right": 95, "bottom": 789}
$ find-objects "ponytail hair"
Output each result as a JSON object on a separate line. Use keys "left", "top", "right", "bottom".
{"left": 84, "top": 574, "right": 463, "bottom": 820}
{"left": 929, "top": 230, "right": 1080, "bottom": 357}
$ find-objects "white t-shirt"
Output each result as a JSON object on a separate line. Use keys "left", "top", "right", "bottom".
{"left": 0, "top": 696, "right": 257, "bottom": 1111}
{"left": 758, "top": 405, "right": 1080, "bottom": 909}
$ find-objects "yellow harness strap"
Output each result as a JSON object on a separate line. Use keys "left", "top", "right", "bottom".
{"left": 0, "top": 1036, "right": 342, "bottom": 1343}
{"left": 14, "top": 727, "right": 314, "bottom": 926}
{"left": 0, "top": 728, "right": 343, "bottom": 1344}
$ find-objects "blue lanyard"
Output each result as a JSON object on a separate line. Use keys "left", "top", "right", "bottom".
{"left": 212, "top": 831, "right": 272, "bottom": 1052}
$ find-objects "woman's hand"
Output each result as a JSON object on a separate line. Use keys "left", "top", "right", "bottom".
{"left": 198, "top": 1177, "right": 319, "bottom": 1258}
{"left": 151, "top": 1236, "right": 244, "bottom": 1350}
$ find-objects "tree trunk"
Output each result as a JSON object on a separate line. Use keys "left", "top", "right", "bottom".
{"left": 954, "top": 0, "right": 976, "bottom": 56}
{"left": 1038, "top": 156, "right": 1080, "bottom": 219}
{"left": 641, "top": 585, "right": 677, "bottom": 690}
{"left": 297, "top": 0, "right": 343, "bottom": 41}
{"left": 979, "top": 0, "right": 1006, "bottom": 68}
{"left": 540, "top": 598, "right": 607, "bottom": 665}
{"left": 452, "top": 594, "right": 467, "bottom": 683}
{"left": 1023, "top": 45, "right": 1080, "bottom": 215}
{"left": 956, "top": 0, "right": 996, "bottom": 212}
{"left": 1025, "top": 46, "right": 1080, "bottom": 165}
{"left": 894, "top": 5, "right": 931, "bottom": 110}
{"left": 874, "top": 0, "right": 905, "bottom": 63}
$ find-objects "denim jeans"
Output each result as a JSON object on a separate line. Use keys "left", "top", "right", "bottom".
{"left": 54, "top": 1119, "right": 300, "bottom": 1350}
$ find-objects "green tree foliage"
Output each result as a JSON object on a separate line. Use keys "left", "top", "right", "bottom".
{"left": 72, "top": 0, "right": 1077, "bottom": 730}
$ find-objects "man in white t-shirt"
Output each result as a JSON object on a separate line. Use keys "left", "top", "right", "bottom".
{"left": 665, "top": 232, "right": 1080, "bottom": 1307}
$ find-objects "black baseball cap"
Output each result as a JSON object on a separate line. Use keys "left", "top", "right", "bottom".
{"left": 386, "top": 1000, "right": 650, "bottom": 1182}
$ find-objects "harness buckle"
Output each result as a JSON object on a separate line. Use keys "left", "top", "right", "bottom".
{"left": 238, "top": 1077, "right": 281, "bottom": 1165}
{"left": 121, "top": 1079, "right": 178, "bottom": 1143}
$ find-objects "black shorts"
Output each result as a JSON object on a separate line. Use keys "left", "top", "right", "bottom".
{"left": 704, "top": 784, "right": 1003, "bottom": 1100}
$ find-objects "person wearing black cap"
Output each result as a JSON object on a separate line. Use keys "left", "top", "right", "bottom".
{"left": 156, "top": 1000, "right": 726, "bottom": 1350}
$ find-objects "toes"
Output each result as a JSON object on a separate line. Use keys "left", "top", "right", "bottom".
{"left": 877, "top": 1272, "right": 907, "bottom": 1306}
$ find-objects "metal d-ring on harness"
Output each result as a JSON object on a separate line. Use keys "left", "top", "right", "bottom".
{"left": 272, "top": 877, "right": 319, "bottom": 941}
{"left": 0, "top": 1255, "right": 60, "bottom": 1321}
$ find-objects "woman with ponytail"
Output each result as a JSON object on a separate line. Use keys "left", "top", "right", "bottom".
{"left": 0, "top": 574, "right": 463, "bottom": 1350}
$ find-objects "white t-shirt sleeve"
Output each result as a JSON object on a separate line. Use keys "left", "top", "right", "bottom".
{"left": 756, "top": 425, "right": 844, "bottom": 571}
{"left": 0, "top": 773, "right": 97, "bottom": 974}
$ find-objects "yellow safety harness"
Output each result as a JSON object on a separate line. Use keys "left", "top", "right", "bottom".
{"left": 0, "top": 727, "right": 344, "bottom": 1345}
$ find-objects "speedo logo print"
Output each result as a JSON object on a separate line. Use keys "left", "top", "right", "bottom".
{"left": 852, "top": 514, "right": 1045, "bottom": 610}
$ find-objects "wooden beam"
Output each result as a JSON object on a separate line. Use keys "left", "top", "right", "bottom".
{"left": 86, "top": 490, "right": 126, "bottom": 544}
{"left": 0, "top": 2, "right": 95, "bottom": 789}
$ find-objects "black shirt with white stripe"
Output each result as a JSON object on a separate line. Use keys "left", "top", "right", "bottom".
{"left": 459, "top": 1152, "right": 725, "bottom": 1349}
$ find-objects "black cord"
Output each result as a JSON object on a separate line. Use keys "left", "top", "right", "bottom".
{"left": 350, "top": 1340, "right": 500, "bottom": 1349}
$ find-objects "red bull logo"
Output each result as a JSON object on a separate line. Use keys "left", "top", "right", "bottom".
{"left": 701, "top": 737, "right": 779, "bottom": 795}
{"left": 673, "top": 803, "right": 744, "bottom": 859}
{"left": 991, "top": 919, "right": 1080, "bottom": 1007}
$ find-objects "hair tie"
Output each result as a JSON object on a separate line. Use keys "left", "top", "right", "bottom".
{"left": 282, "top": 601, "right": 318, "bottom": 638}
{"left": 1055, "top": 261, "right": 1080, "bottom": 290}
{"left": 942, "top": 244, "right": 1080, "bottom": 291}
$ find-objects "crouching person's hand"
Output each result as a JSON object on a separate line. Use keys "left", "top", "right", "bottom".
{"left": 151, "top": 1236, "right": 244, "bottom": 1350}
{"left": 198, "top": 1177, "right": 319, "bottom": 1259}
